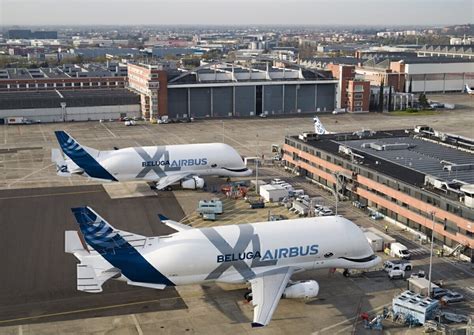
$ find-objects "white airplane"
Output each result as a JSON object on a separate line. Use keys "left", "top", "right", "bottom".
{"left": 66, "top": 207, "right": 381, "bottom": 327}
{"left": 313, "top": 116, "right": 333, "bottom": 135}
{"left": 465, "top": 84, "right": 474, "bottom": 95}
{"left": 52, "top": 131, "right": 251, "bottom": 190}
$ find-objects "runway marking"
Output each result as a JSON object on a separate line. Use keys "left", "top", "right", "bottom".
{"left": 131, "top": 314, "right": 144, "bottom": 335}
{"left": 0, "top": 189, "right": 103, "bottom": 201}
{"left": 38, "top": 124, "right": 48, "bottom": 142}
{"left": 7, "top": 163, "right": 55, "bottom": 188}
{"left": 0, "top": 297, "right": 183, "bottom": 325}
{"left": 100, "top": 122, "right": 117, "bottom": 138}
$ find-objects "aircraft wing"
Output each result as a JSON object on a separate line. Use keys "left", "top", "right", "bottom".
{"left": 249, "top": 266, "right": 295, "bottom": 328}
{"left": 155, "top": 172, "right": 191, "bottom": 190}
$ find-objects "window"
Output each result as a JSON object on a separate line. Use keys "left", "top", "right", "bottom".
{"left": 354, "top": 93, "right": 363, "bottom": 99}
{"left": 354, "top": 101, "right": 363, "bottom": 107}
{"left": 354, "top": 85, "right": 364, "bottom": 92}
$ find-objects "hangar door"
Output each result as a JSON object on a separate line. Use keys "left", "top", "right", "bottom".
{"left": 297, "top": 84, "right": 316, "bottom": 113}
{"left": 190, "top": 88, "right": 211, "bottom": 118}
{"left": 168, "top": 88, "right": 188, "bottom": 119}
{"left": 212, "top": 87, "right": 233, "bottom": 117}
{"left": 235, "top": 86, "right": 255, "bottom": 117}
{"left": 317, "top": 84, "right": 335, "bottom": 112}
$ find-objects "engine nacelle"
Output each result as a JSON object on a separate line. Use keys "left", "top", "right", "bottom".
{"left": 181, "top": 176, "right": 205, "bottom": 189}
{"left": 282, "top": 280, "right": 319, "bottom": 299}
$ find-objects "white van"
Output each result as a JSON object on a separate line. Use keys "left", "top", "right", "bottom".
{"left": 390, "top": 242, "right": 411, "bottom": 260}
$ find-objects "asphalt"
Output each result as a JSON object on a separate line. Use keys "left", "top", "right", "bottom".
{"left": 0, "top": 185, "right": 187, "bottom": 327}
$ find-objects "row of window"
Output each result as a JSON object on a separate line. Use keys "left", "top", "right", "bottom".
{"left": 0, "top": 81, "right": 125, "bottom": 90}
{"left": 285, "top": 138, "right": 474, "bottom": 222}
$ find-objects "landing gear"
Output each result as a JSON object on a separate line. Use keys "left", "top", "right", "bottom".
{"left": 343, "top": 269, "right": 350, "bottom": 277}
{"left": 244, "top": 291, "right": 253, "bottom": 302}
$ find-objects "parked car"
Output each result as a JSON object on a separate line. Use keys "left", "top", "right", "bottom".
{"left": 270, "top": 215, "right": 287, "bottom": 221}
{"left": 388, "top": 269, "right": 405, "bottom": 280}
{"left": 352, "top": 201, "right": 367, "bottom": 209}
{"left": 317, "top": 208, "right": 334, "bottom": 216}
{"left": 383, "top": 260, "right": 413, "bottom": 272}
{"left": 370, "top": 211, "right": 384, "bottom": 220}
{"left": 431, "top": 288, "right": 449, "bottom": 299}
{"left": 410, "top": 270, "right": 425, "bottom": 278}
{"left": 441, "top": 292, "right": 464, "bottom": 304}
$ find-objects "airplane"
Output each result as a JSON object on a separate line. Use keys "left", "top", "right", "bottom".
{"left": 465, "top": 84, "right": 474, "bottom": 95}
{"left": 313, "top": 116, "right": 333, "bottom": 135}
{"left": 52, "top": 131, "right": 252, "bottom": 190}
{"left": 65, "top": 206, "right": 381, "bottom": 327}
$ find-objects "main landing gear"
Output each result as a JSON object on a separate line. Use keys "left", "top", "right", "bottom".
{"left": 244, "top": 290, "right": 253, "bottom": 302}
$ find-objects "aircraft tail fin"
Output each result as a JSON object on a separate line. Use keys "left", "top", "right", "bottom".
{"left": 68, "top": 207, "right": 174, "bottom": 290}
{"left": 313, "top": 116, "right": 328, "bottom": 135}
{"left": 54, "top": 131, "right": 117, "bottom": 181}
{"left": 71, "top": 206, "right": 148, "bottom": 253}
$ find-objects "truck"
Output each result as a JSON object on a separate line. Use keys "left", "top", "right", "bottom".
{"left": 248, "top": 197, "right": 265, "bottom": 209}
{"left": 390, "top": 242, "right": 411, "bottom": 260}
{"left": 197, "top": 199, "right": 223, "bottom": 214}
{"left": 6, "top": 117, "right": 34, "bottom": 125}
{"left": 383, "top": 260, "right": 413, "bottom": 272}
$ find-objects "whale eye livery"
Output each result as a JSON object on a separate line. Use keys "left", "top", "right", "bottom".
{"left": 52, "top": 131, "right": 252, "bottom": 190}
{"left": 66, "top": 207, "right": 380, "bottom": 327}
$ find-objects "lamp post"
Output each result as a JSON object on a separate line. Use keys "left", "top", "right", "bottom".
{"left": 255, "top": 134, "right": 259, "bottom": 195}
{"left": 428, "top": 211, "right": 436, "bottom": 298}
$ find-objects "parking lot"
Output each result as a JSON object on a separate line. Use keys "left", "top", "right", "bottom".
{"left": 0, "top": 96, "right": 473, "bottom": 334}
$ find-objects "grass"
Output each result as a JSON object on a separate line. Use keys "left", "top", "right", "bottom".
{"left": 389, "top": 109, "right": 440, "bottom": 116}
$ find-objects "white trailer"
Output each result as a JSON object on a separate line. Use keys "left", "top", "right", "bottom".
{"left": 364, "top": 227, "right": 396, "bottom": 249}
{"left": 6, "top": 117, "right": 29, "bottom": 125}
{"left": 259, "top": 184, "right": 289, "bottom": 202}
{"left": 407, "top": 277, "right": 439, "bottom": 297}
{"left": 364, "top": 231, "right": 384, "bottom": 252}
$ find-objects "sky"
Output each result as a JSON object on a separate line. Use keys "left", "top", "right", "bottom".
{"left": 1, "top": 0, "right": 472, "bottom": 26}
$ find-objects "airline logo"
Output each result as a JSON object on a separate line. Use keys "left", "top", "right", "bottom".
{"left": 134, "top": 147, "right": 208, "bottom": 178}
{"left": 217, "top": 245, "right": 318, "bottom": 263}
{"left": 201, "top": 225, "right": 318, "bottom": 281}
{"left": 142, "top": 158, "right": 208, "bottom": 168}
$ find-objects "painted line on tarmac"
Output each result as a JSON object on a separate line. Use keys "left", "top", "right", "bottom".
{"left": 0, "top": 189, "right": 103, "bottom": 201}
{"left": 7, "top": 163, "right": 55, "bottom": 188}
{"left": 100, "top": 122, "right": 117, "bottom": 138}
{"left": 0, "top": 297, "right": 183, "bottom": 325}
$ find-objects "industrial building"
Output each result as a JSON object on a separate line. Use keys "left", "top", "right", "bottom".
{"left": 283, "top": 129, "right": 474, "bottom": 261}
{"left": 0, "top": 63, "right": 127, "bottom": 92}
{"left": 127, "top": 62, "right": 337, "bottom": 120}
{"left": 0, "top": 89, "right": 140, "bottom": 123}
{"left": 301, "top": 55, "right": 474, "bottom": 94}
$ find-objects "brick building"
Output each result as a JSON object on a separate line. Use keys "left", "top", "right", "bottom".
{"left": 283, "top": 130, "right": 474, "bottom": 261}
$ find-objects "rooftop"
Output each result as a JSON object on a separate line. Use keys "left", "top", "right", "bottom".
{"left": 0, "top": 89, "right": 139, "bottom": 110}
{"left": 290, "top": 129, "right": 474, "bottom": 188}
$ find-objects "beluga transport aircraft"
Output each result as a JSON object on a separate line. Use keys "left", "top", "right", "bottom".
{"left": 66, "top": 207, "right": 381, "bottom": 327}
{"left": 52, "top": 131, "right": 252, "bottom": 190}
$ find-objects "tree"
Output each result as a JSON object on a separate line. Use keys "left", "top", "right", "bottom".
{"left": 418, "top": 93, "right": 429, "bottom": 108}
{"left": 378, "top": 78, "right": 385, "bottom": 112}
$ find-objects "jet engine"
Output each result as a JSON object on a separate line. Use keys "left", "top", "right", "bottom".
{"left": 181, "top": 176, "right": 205, "bottom": 189}
{"left": 282, "top": 280, "right": 319, "bottom": 299}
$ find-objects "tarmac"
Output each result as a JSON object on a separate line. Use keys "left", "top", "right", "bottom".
{"left": 0, "top": 185, "right": 186, "bottom": 327}
{"left": 0, "top": 93, "right": 473, "bottom": 334}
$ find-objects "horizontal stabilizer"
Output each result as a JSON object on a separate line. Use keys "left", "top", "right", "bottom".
{"left": 77, "top": 263, "right": 120, "bottom": 293}
{"left": 65, "top": 230, "right": 86, "bottom": 253}
{"left": 126, "top": 280, "right": 166, "bottom": 290}
{"left": 158, "top": 214, "right": 193, "bottom": 232}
